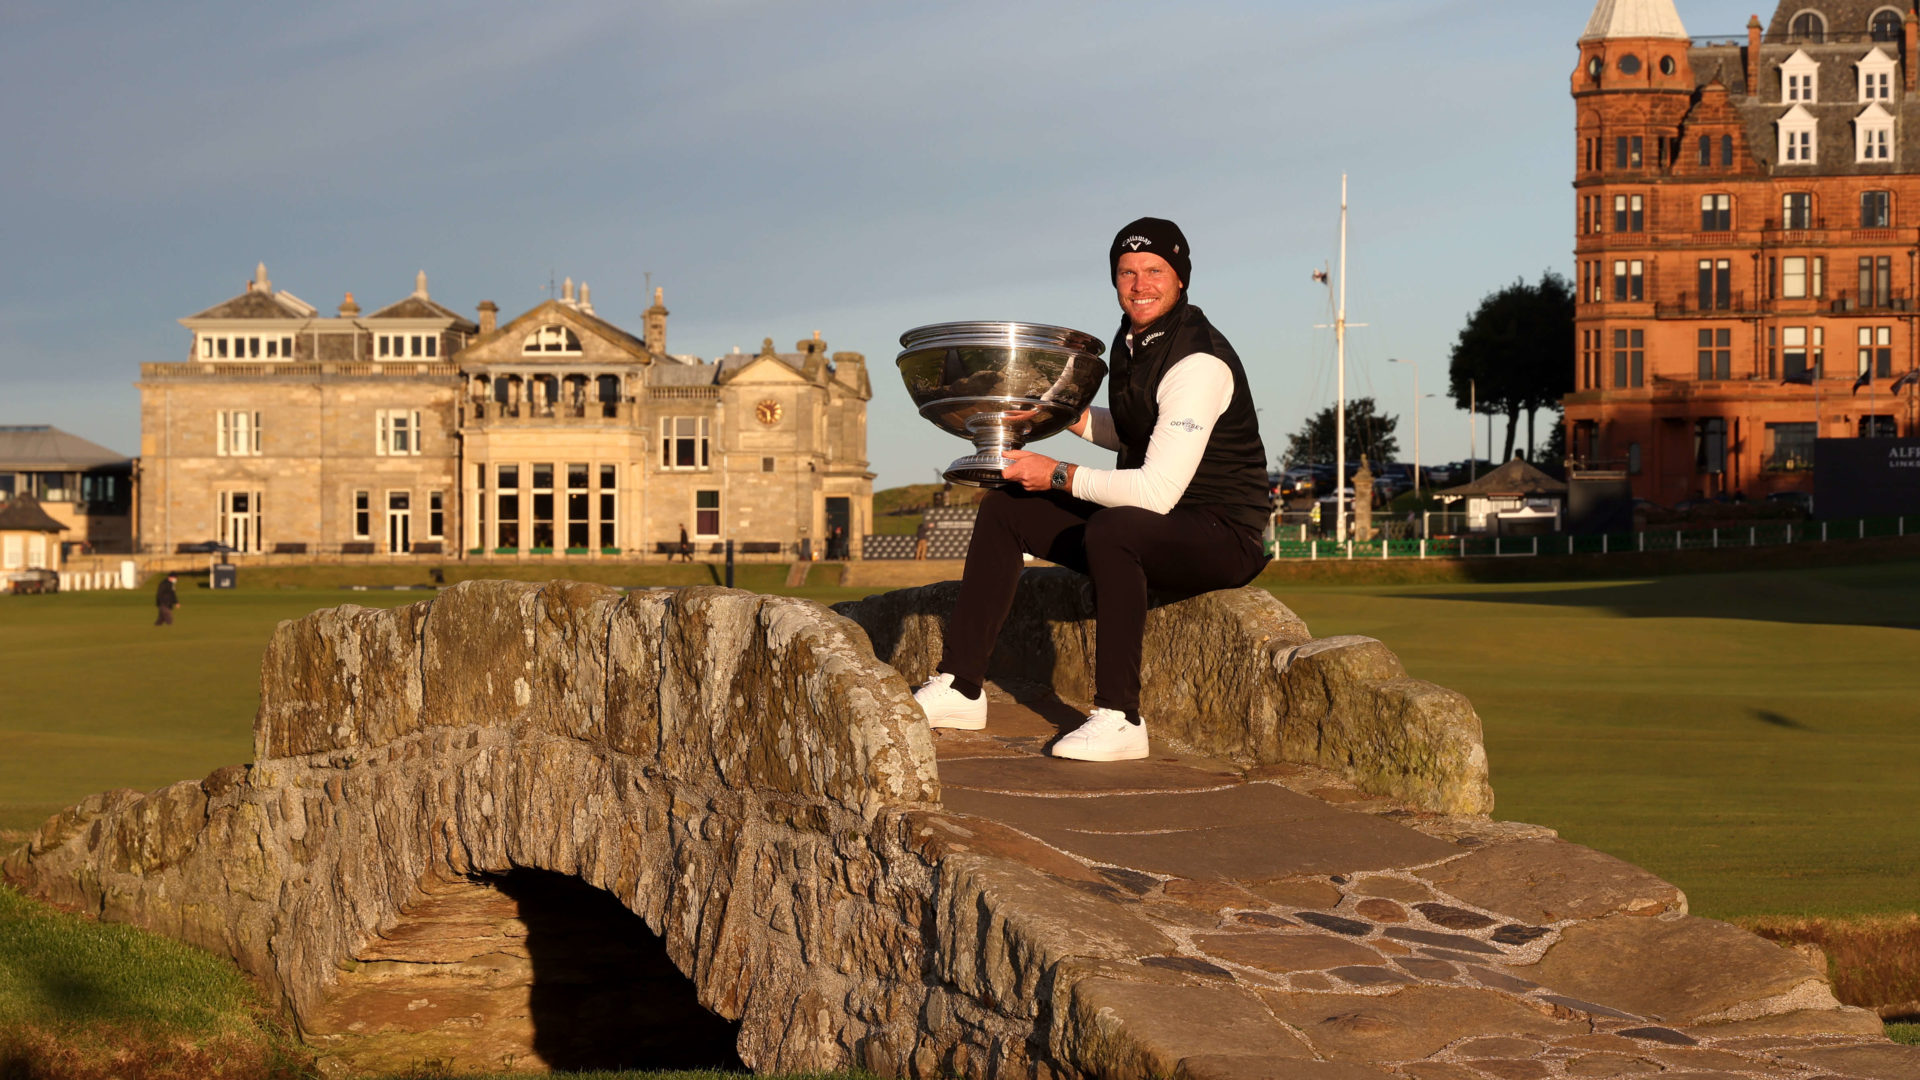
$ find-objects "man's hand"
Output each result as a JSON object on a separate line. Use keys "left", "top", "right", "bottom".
{"left": 1000, "top": 449, "right": 1059, "bottom": 492}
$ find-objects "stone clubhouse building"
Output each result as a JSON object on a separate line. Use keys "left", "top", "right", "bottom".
{"left": 139, "top": 265, "right": 873, "bottom": 559}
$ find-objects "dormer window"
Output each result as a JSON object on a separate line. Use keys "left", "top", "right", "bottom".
{"left": 1859, "top": 47, "right": 1897, "bottom": 102}
{"left": 200, "top": 333, "right": 295, "bottom": 361}
{"left": 1791, "top": 12, "right": 1826, "bottom": 43}
{"left": 1779, "top": 105, "right": 1819, "bottom": 164}
{"left": 375, "top": 333, "right": 438, "bottom": 359}
{"left": 1781, "top": 50, "right": 1819, "bottom": 104}
{"left": 523, "top": 325, "right": 582, "bottom": 354}
{"left": 1856, "top": 103, "right": 1896, "bottom": 162}
{"left": 1870, "top": 8, "right": 1903, "bottom": 42}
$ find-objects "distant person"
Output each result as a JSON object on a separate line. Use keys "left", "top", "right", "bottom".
{"left": 154, "top": 573, "right": 179, "bottom": 627}
{"left": 676, "top": 524, "right": 693, "bottom": 563}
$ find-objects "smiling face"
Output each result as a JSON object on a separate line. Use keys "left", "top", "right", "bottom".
{"left": 1115, "top": 251, "right": 1183, "bottom": 329}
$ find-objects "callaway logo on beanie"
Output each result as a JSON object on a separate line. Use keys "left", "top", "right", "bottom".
{"left": 1109, "top": 217, "right": 1191, "bottom": 289}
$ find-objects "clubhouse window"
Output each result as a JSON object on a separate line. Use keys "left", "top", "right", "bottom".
{"left": 1695, "top": 418, "right": 1728, "bottom": 474}
{"left": 1782, "top": 192, "right": 1814, "bottom": 229}
{"left": 1697, "top": 328, "right": 1732, "bottom": 380}
{"left": 1612, "top": 329, "right": 1644, "bottom": 388}
{"left": 376, "top": 409, "right": 423, "bottom": 456}
{"left": 496, "top": 464, "right": 519, "bottom": 549}
{"left": 567, "top": 463, "right": 590, "bottom": 550}
{"left": 216, "top": 410, "right": 261, "bottom": 457}
{"left": 660, "top": 417, "right": 711, "bottom": 470}
{"left": 1699, "top": 259, "right": 1732, "bottom": 309}
{"left": 1613, "top": 260, "right": 1644, "bottom": 302}
{"left": 200, "top": 333, "right": 295, "bottom": 361}
{"left": 375, "top": 333, "right": 438, "bottom": 359}
{"left": 1858, "top": 255, "right": 1893, "bottom": 307}
{"left": 1614, "top": 194, "right": 1644, "bottom": 232}
{"left": 1700, "top": 193, "right": 1731, "bottom": 231}
{"left": 1862, "top": 190, "right": 1892, "bottom": 228}
{"left": 1859, "top": 325, "right": 1894, "bottom": 377}
{"left": 1767, "top": 422, "right": 1816, "bottom": 471}
{"left": 694, "top": 489, "right": 721, "bottom": 539}
{"left": 599, "top": 465, "right": 617, "bottom": 549}
{"left": 353, "top": 490, "right": 371, "bottom": 540}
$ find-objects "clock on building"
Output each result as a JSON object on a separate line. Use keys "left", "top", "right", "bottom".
{"left": 755, "top": 399, "right": 783, "bottom": 425}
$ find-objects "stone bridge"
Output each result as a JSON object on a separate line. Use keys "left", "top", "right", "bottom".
{"left": 5, "top": 575, "right": 1914, "bottom": 1079}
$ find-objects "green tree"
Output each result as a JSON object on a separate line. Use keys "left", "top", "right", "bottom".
{"left": 1448, "top": 272, "right": 1575, "bottom": 462}
{"left": 1282, "top": 397, "right": 1400, "bottom": 468}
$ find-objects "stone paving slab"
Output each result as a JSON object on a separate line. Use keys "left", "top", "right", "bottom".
{"left": 923, "top": 684, "right": 1918, "bottom": 1080}
{"left": 1020, "top": 816, "right": 1463, "bottom": 882}
{"left": 941, "top": 780, "right": 1336, "bottom": 832}
{"left": 935, "top": 753, "right": 1242, "bottom": 795}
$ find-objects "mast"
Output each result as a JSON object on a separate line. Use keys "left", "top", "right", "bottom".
{"left": 1336, "top": 175, "right": 1349, "bottom": 544}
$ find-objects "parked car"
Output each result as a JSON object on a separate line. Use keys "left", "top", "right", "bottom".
{"left": 1278, "top": 468, "right": 1318, "bottom": 499}
{"left": 5, "top": 568, "right": 59, "bottom": 595}
{"left": 1765, "top": 490, "right": 1814, "bottom": 515}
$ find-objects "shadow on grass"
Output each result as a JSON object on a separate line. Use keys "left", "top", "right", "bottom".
{"left": 1754, "top": 709, "right": 1811, "bottom": 731}
{"left": 1385, "top": 563, "right": 1920, "bottom": 631}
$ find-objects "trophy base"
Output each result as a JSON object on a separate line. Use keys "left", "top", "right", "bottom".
{"left": 944, "top": 452, "right": 1015, "bottom": 488}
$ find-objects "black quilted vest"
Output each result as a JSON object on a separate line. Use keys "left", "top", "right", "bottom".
{"left": 1106, "top": 300, "right": 1270, "bottom": 536}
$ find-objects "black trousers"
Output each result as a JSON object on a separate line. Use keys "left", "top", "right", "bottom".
{"left": 937, "top": 489, "right": 1269, "bottom": 717}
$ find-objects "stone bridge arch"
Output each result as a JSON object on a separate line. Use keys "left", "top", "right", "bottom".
{"left": 13, "top": 582, "right": 957, "bottom": 1074}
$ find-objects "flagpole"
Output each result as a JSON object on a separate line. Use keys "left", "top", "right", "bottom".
{"left": 1336, "top": 174, "right": 1348, "bottom": 544}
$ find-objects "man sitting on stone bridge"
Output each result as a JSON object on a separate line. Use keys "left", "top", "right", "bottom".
{"left": 913, "top": 217, "right": 1271, "bottom": 761}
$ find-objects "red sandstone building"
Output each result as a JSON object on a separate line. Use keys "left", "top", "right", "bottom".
{"left": 1567, "top": 0, "right": 1920, "bottom": 503}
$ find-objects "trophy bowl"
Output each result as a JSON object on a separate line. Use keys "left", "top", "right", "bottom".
{"left": 896, "top": 321, "right": 1107, "bottom": 486}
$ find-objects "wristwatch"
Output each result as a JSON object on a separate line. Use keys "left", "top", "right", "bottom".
{"left": 1050, "top": 461, "right": 1071, "bottom": 491}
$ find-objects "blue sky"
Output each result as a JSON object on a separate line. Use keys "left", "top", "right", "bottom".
{"left": 0, "top": 1, "right": 1763, "bottom": 488}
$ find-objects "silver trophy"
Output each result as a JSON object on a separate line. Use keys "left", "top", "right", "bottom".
{"left": 896, "top": 321, "right": 1108, "bottom": 486}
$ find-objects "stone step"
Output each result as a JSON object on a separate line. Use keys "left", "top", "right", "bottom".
{"left": 913, "top": 693, "right": 1912, "bottom": 1080}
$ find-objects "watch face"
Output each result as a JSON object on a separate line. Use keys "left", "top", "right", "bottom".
{"left": 755, "top": 399, "right": 782, "bottom": 425}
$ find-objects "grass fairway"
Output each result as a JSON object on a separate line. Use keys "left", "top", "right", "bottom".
{"left": 1272, "top": 561, "right": 1920, "bottom": 919}
{"left": 0, "top": 569, "right": 873, "bottom": 838}
{"left": 3, "top": 561, "right": 1917, "bottom": 923}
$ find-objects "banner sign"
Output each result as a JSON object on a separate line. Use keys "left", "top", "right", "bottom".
{"left": 1814, "top": 438, "right": 1920, "bottom": 518}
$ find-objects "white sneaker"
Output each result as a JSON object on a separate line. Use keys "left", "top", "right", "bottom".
{"left": 1050, "top": 708, "right": 1149, "bottom": 761}
{"left": 913, "top": 673, "right": 987, "bottom": 730}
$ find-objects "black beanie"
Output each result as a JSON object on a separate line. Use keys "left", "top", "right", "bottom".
{"left": 1109, "top": 217, "right": 1191, "bottom": 288}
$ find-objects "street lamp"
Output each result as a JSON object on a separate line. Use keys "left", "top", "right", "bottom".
{"left": 1469, "top": 377, "right": 1477, "bottom": 482}
{"left": 1388, "top": 357, "right": 1421, "bottom": 499}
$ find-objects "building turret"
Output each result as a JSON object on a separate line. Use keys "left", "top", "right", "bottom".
{"left": 1573, "top": 0, "right": 1694, "bottom": 182}
{"left": 645, "top": 287, "right": 668, "bottom": 356}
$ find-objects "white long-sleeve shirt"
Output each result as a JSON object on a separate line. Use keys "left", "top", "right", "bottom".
{"left": 1068, "top": 350, "right": 1236, "bottom": 514}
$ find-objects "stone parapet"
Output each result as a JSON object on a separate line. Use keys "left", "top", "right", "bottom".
{"left": 833, "top": 570, "right": 1493, "bottom": 816}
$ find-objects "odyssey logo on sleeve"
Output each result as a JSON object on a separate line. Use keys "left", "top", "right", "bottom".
{"left": 1168, "top": 418, "right": 1203, "bottom": 433}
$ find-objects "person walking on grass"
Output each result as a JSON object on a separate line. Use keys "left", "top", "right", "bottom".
{"left": 911, "top": 217, "right": 1271, "bottom": 761}
{"left": 154, "top": 573, "right": 179, "bottom": 627}
{"left": 677, "top": 523, "right": 693, "bottom": 563}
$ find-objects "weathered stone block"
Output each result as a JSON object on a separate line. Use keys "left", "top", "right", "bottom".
{"left": 257, "top": 601, "right": 428, "bottom": 758}
{"left": 834, "top": 571, "right": 1492, "bottom": 815}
